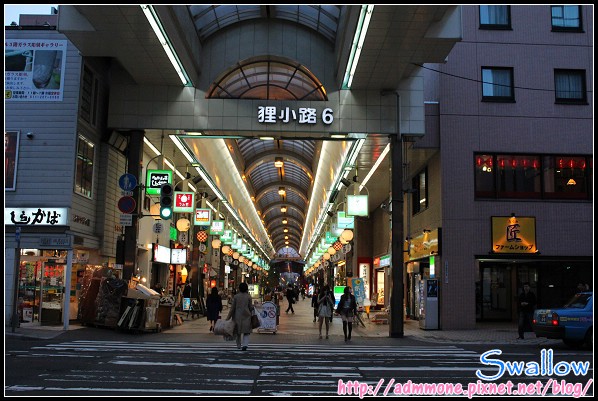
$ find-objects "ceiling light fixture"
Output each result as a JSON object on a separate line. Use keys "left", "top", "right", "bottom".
{"left": 274, "top": 157, "right": 284, "bottom": 168}
{"left": 140, "top": 5, "right": 192, "bottom": 87}
{"left": 342, "top": 5, "right": 375, "bottom": 89}
{"left": 280, "top": 206, "right": 287, "bottom": 213}
{"left": 278, "top": 187, "right": 286, "bottom": 195}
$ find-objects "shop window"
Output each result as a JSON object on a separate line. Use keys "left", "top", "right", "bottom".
{"left": 481, "top": 67, "right": 514, "bottom": 102}
{"left": 474, "top": 154, "right": 495, "bottom": 198}
{"left": 479, "top": 5, "right": 511, "bottom": 29}
{"left": 475, "top": 153, "right": 592, "bottom": 201}
{"left": 554, "top": 69, "right": 587, "bottom": 104}
{"left": 412, "top": 168, "right": 428, "bottom": 215}
{"left": 551, "top": 5, "right": 582, "bottom": 32}
{"left": 75, "top": 134, "right": 95, "bottom": 198}
{"left": 543, "top": 155, "right": 592, "bottom": 200}
{"left": 496, "top": 155, "right": 542, "bottom": 199}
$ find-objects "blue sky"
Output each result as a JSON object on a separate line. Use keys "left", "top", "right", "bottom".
{"left": 4, "top": 4, "right": 58, "bottom": 26}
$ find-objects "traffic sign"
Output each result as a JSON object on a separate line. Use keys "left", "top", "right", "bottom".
{"left": 119, "top": 174, "right": 137, "bottom": 191}
{"left": 118, "top": 196, "right": 136, "bottom": 214}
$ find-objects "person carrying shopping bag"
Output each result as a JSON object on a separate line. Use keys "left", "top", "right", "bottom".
{"left": 316, "top": 285, "right": 334, "bottom": 339}
{"left": 227, "top": 282, "right": 254, "bottom": 351}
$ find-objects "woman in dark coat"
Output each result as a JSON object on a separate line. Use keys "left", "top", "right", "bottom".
{"left": 336, "top": 286, "right": 358, "bottom": 342}
{"left": 206, "top": 287, "right": 223, "bottom": 332}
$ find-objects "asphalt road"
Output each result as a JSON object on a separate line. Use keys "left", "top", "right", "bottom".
{"left": 5, "top": 333, "right": 593, "bottom": 397}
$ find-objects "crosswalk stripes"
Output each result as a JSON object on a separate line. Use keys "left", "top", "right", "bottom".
{"left": 3, "top": 340, "right": 492, "bottom": 396}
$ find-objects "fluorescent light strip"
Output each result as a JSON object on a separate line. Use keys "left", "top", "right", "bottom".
{"left": 144, "top": 137, "right": 161, "bottom": 156}
{"left": 342, "top": 5, "right": 374, "bottom": 89}
{"left": 141, "top": 5, "right": 191, "bottom": 86}
{"left": 360, "top": 143, "right": 389, "bottom": 192}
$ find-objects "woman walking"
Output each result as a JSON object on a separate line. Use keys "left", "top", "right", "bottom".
{"left": 316, "top": 285, "right": 334, "bottom": 339}
{"left": 206, "top": 287, "right": 222, "bottom": 332}
{"left": 227, "top": 282, "right": 254, "bottom": 350}
{"left": 336, "top": 286, "right": 358, "bottom": 342}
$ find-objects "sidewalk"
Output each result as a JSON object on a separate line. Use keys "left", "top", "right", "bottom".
{"left": 5, "top": 296, "right": 560, "bottom": 347}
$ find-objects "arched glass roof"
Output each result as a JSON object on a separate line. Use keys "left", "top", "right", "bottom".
{"left": 207, "top": 56, "right": 327, "bottom": 101}
{"left": 188, "top": 5, "right": 341, "bottom": 43}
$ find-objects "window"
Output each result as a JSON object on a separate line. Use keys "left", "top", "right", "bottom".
{"left": 482, "top": 67, "right": 514, "bottom": 102}
{"left": 75, "top": 134, "right": 95, "bottom": 198}
{"left": 551, "top": 5, "right": 582, "bottom": 31}
{"left": 475, "top": 153, "right": 592, "bottom": 201}
{"left": 474, "top": 154, "right": 495, "bottom": 198}
{"left": 496, "top": 155, "right": 541, "bottom": 199}
{"left": 554, "top": 69, "right": 587, "bottom": 104}
{"left": 479, "top": 5, "right": 511, "bottom": 29}
{"left": 80, "top": 65, "right": 100, "bottom": 127}
{"left": 543, "top": 156, "right": 592, "bottom": 200}
{"left": 412, "top": 168, "right": 428, "bottom": 215}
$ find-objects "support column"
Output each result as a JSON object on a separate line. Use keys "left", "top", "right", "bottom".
{"left": 123, "top": 129, "right": 144, "bottom": 281}
{"left": 389, "top": 99, "right": 404, "bottom": 338}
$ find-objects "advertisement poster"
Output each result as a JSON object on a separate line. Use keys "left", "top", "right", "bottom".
{"left": 5, "top": 131, "right": 19, "bottom": 190}
{"left": 5, "top": 39, "right": 68, "bottom": 101}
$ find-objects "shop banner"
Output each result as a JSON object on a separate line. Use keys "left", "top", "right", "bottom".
{"left": 5, "top": 39, "right": 67, "bottom": 101}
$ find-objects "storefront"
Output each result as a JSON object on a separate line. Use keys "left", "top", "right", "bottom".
{"left": 475, "top": 216, "right": 592, "bottom": 322}
{"left": 372, "top": 254, "right": 390, "bottom": 309}
{"left": 405, "top": 229, "right": 439, "bottom": 320}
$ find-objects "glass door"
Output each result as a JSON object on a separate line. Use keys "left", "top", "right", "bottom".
{"left": 40, "top": 260, "right": 65, "bottom": 325}
{"left": 18, "top": 260, "right": 42, "bottom": 323}
{"left": 481, "top": 264, "right": 513, "bottom": 320}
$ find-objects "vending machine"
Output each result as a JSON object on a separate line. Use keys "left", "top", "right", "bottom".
{"left": 419, "top": 279, "right": 439, "bottom": 330}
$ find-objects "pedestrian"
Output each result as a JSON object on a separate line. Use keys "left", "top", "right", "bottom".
{"left": 517, "top": 282, "right": 536, "bottom": 340}
{"left": 227, "top": 282, "right": 254, "bottom": 351}
{"left": 336, "top": 286, "right": 358, "bottom": 342}
{"left": 182, "top": 281, "right": 193, "bottom": 318}
{"left": 311, "top": 287, "right": 319, "bottom": 322}
{"left": 285, "top": 283, "right": 295, "bottom": 314}
{"left": 206, "top": 287, "right": 222, "bottom": 332}
{"left": 317, "top": 285, "right": 334, "bottom": 339}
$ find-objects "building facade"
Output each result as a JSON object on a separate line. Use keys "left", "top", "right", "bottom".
{"left": 5, "top": 5, "right": 592, "bottom": 333}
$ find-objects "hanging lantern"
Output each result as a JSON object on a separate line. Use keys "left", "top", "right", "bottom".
{"left": 333, "top": 241, "right": 343, "bottom": 251}
{"left": 341, "top": 229, "right": 354, "bottom": 242}
{"left": 176, "top": 218, "right": 191, "bottom": 232}
{"left": 196, "top": 230, "right": 208, "bottom": 242}
{"left": 327, "top": 246, "right": 336, "bottom": 255}
{"left": 323, "top": 253, "right": 330, "bottom": 260}
{"left": 221, "top": 245, "right": 231, "bottom": 255}
{"left": 233, "top": 252, "right": 240, "bottom": 260}
{"left": 211, "top": 238, "right": 222, "bottom": 249}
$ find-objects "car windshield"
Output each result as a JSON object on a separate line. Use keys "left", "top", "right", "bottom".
{"left": 563, "top": 293, "right": 591, "bottom": 309}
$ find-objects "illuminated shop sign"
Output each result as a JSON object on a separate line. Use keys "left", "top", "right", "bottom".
{"left": 146, "top": 170, "right": 172, "bottom": 195}
{"left": 491, "top": 215, "right": 537, "bottom": 254}
{"left": 257, "top": 106, "right": 334, "bottom": 125}
{"left": 209, "top": 220, "right": 225, "bottom": 235}
{"left": 194, "top": 208, "right": 212, "bottom": 226}
{"left": 173, "top": 191, "right": 194, "bottom": 213}
{"left": 5, "top": 207, "right": 69, "bottom": 226}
